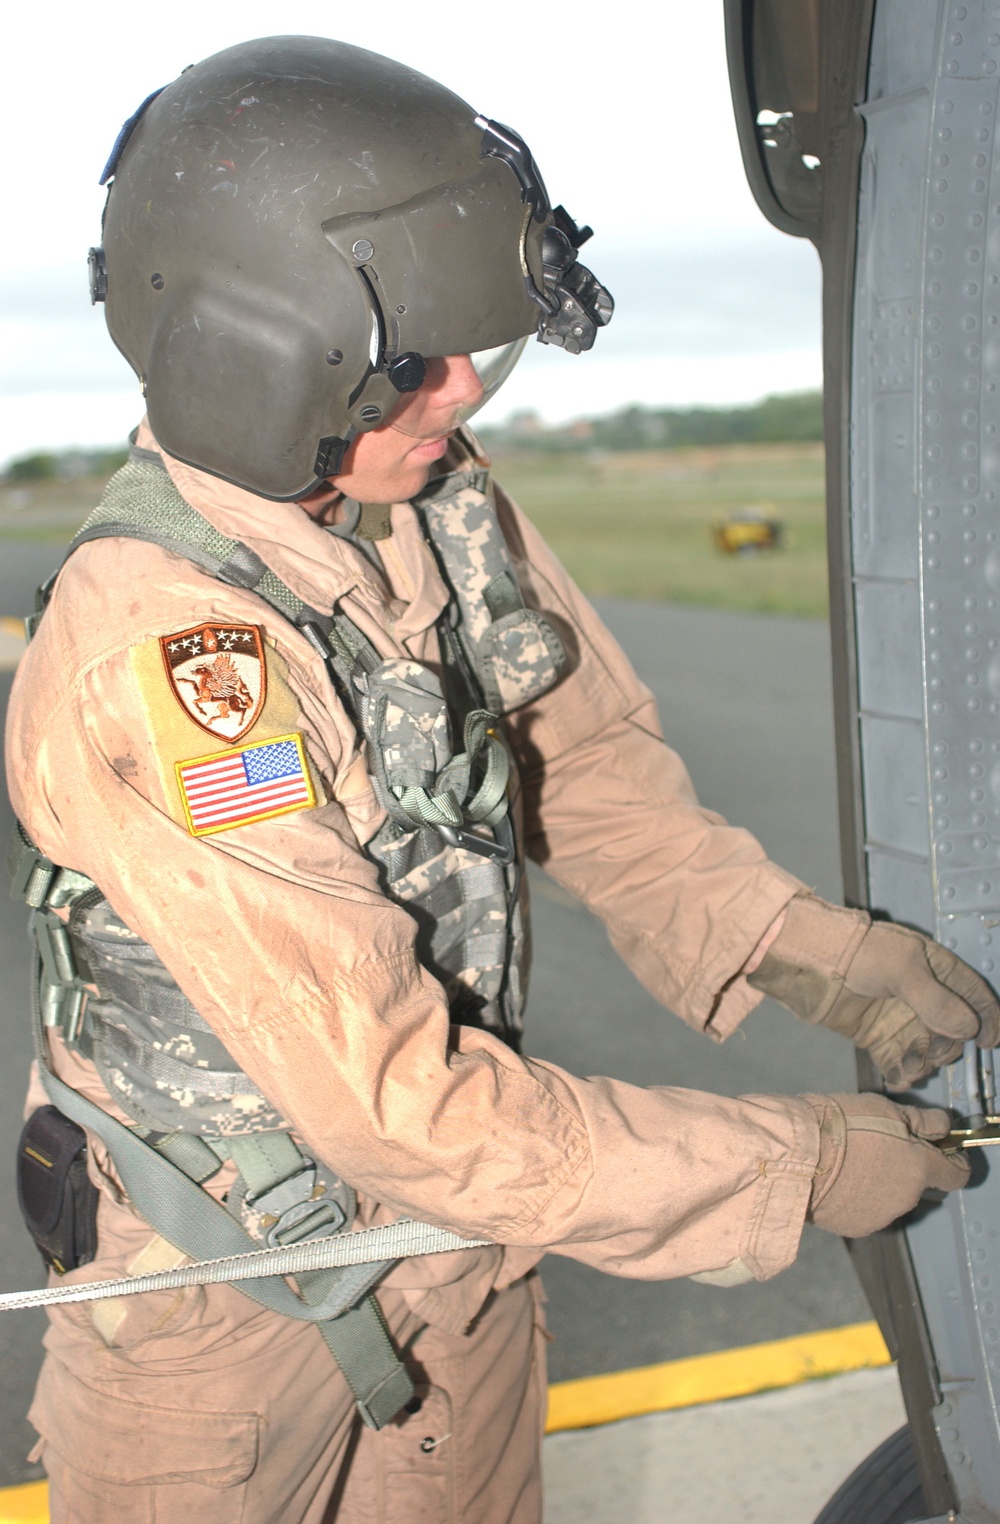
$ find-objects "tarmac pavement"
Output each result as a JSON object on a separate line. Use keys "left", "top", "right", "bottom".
{"left": 543, "top": 1365, "right": 908, "bottom": 1524}
{"left": 530, "top": 597, "right": 865, "bottom": 1382}
{"left": 0, "top": 546, "right": 873, "bottom": 1495}
{"left": 0, "top": 1363, "right": 912, "bottom": 1522}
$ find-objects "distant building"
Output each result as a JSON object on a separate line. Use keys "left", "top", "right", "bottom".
{"left": 507, "top": 409, "right": 545, "bottom": 439}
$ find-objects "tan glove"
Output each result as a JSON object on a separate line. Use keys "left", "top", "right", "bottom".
{"left": 803, "top": 1092, "right": 970, "bottom": 1237}
{"left": 748, "top": 893, "right": 1000, "bottom": 1088}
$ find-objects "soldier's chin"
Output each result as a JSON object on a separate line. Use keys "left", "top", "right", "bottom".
{"left": 406, "top": 436, "right": 450, "bottom": 463}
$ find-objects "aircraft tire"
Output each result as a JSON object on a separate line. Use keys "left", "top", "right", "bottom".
{"left": 812, "top": 1425, "right": 926, "bottom": 1524}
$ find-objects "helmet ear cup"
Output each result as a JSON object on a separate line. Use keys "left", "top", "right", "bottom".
{"left": 142, "top": 281, "right": 369, "bottom": 499}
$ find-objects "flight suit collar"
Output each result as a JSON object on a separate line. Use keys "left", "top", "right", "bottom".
{"left": 133, "top": 419, "right": 461, "bottom": 656}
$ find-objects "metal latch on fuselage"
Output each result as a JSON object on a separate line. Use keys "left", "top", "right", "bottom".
{"left": 938, "top": 1118, "right": 1000, "bottom": 1153}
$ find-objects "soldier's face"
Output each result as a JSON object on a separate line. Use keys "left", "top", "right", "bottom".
{"left": 330, "top": 355, "right": 485, "bottom": 503}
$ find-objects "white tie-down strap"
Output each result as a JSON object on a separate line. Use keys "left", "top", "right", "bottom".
{"left": 0, "top": 1219, "right": 490, "bottom": 1314}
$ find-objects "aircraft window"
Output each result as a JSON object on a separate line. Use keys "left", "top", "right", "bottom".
{"left": 726, "top": 0, "right": 823, "bottom": 238}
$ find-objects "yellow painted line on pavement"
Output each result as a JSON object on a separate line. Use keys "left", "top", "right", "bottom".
{"left": 544, "top": 1319, "right": 891, "bottom": 1433}
{"left": 0, "top": 1321, "right": 892, "bottom": 1514}
{"left": 0, "top": 1482, "right": 47, "bottom": 1523}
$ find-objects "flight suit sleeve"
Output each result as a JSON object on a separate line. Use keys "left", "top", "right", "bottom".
{"left": 5, "top": 555, "right": 819, "bottom": 1285}
{"left": 494, "top": 484, "right": 804, "bottom": 1039}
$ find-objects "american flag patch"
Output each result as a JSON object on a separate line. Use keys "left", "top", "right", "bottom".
{"left": 175, "top": 733, "right": 315, "bottom": 837}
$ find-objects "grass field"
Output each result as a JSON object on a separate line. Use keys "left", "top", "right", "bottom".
{"left": 0, "top": 441, "right": 830, "bottom": 618}
{"left": 0, "top": 475, "right": 111, "bottom": 542}
{"left": 492, "top": 441, "right": 829, "bottom": 619}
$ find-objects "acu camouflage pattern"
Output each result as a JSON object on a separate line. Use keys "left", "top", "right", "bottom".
{"left": 354, "top": 659, "right": 525, "bottom": 1035}
{"left": 416, "top": 470, "right": 567, "bottom": 715}
{"left": 347, "top": 474, "right": 565, "bottom": 1039}
{"left": 68, "top": 896, "right": 285, "bottom": 1137}
{"left": 27, "top": 878, "right": 358, "bottom": 1250}
{"left": 363, "top": 660, "right": 454, "bottom": 797}
{"left": 367, "top": 818, "right": 527, "bottom": 1036}
{"left": 25, "top": 456, "right": 561, "bottom": 1149}
{"left": 358, "top": 660, "right": 508, "bottom": 830}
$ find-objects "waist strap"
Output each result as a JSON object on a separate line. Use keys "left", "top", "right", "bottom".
{"left": 28, "top": 961, "right": 416, "bottom": 1426}
{"left": 11, "top": 824, "right": 424, "bottom": 1429}
{"left": 0, "top": 1217, "right": 489, "bottom": 1313}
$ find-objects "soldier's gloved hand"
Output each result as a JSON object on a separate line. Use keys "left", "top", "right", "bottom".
{"left": 803, "top": 1093, "right": 970, "bottom": 1237}
{"left": 747, "top": 893, "right": 1000, "bottom": 1089}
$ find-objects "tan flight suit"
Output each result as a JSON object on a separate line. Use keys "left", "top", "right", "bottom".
{"left": 5, "top": 423, "right": 819, "bottom": 1522}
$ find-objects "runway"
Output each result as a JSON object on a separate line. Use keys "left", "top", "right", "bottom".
{"left": 0, "top": 543, "right": 867, "bottom": 1484}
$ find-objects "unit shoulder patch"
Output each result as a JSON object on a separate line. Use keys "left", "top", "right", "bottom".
{"left": 160, "top": 622, "right": 266, "bottom": 743}
{"left": 130, "top": 625, "right": 324, "bottom": 833}
{"left": 176, "top": 733, "right": 316, "bottom": 837}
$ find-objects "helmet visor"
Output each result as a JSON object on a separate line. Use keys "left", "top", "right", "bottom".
{"left": 388, "top": 339, "right": 528, "bottom": 437}
{"left": 460, "top": 337, "right": 528, "bottom": 422}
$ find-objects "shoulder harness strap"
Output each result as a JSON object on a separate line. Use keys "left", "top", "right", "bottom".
{"left": 415, "top": 466, "right": 567, "bottom": 713}
{"left": 46, "top": 452, "right": 517, "bottom": 865}
{"left": 38, "top": 449, "right": 372, "bottom": 694}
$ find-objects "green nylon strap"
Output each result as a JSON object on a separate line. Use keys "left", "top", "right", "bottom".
{"left": 482, "top": 571, "right": 524, "bottom": 622}
{"left": 73, "top": 456, "right": 307, "bottom": 625}
{"left": 69, "top": 454, "right": 380, "bottom": 704}
{"left": 151, "top": 1131, "right": 222, "bottom": 1185}
{"left": 8, "top": 821, "right": 94, "bottom": 913}
{"left": 387, "top": 709, "right": 510, "bottom": 835}
{"left": 227, "top": 1131, "right": 306, "bottom": 1198}
{"left": 226, "top": 1136, "right": 414, "bottom": 1428}
{"left": 311, "top": 1293, "right": 415, "bottom": 1429}
{"left": 29, "top": 966, "right": 413, "bottom": 1426}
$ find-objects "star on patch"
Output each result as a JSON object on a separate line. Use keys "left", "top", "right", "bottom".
{"left": 160, "top": 622, "right": 266, "bottom": 743}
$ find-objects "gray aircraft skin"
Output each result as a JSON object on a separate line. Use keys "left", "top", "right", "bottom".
{"left": 727, "top": 2, "right": 1000, "bottom": 1519}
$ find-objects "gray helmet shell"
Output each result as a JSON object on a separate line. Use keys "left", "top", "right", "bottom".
{"left": 99, "top": 37, "right": 610, "bottom": 499}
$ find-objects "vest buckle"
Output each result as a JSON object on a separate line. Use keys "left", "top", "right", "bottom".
{"left": 245, "top": 1160, "right": 347, "bottom": 1247}
{"left": 435, "top": 816, "right": 515, "bottom": 865}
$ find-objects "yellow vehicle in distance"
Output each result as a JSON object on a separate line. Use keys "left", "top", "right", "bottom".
{"left": 713, "top": 508, "right": 782, "bottom": 555}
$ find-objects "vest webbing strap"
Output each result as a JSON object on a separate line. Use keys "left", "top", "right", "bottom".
{"left": 28, "top": 963, "right": 422, "bottom": 1428}
{"left": 68, "top": 453, "right": 377, "bottom": 687}
{"left": 0, "top": 1218, "right": 490, "bottom": 1314}
{"left": 72, "top": 452, "right": 307, "bottom": 624}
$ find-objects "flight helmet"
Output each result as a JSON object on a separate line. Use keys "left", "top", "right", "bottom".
{"left": 91, "top": 36, "right": 613, "bottom": 499}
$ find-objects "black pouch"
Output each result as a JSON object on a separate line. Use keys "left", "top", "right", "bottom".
{"left": 16, "top": 1105, "right": 99, "bottom": 1275}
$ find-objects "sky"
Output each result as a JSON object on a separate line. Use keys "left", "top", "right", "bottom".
{"left": 0, "top": 2, "right": 822, "bottom": 467}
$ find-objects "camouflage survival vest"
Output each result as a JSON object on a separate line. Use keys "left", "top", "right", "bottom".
{"left": 13, "top": 445, "right": 568, "bottom": 1170}
{"left": 9, "top": 446, "right": 568, "bottom": 1426}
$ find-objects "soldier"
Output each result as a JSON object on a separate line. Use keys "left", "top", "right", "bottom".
{"left": 4, "top": 34, "right": 996, "bottom": 1524}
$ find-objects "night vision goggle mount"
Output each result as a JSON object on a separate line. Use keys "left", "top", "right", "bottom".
{"left": 478, "top": 117, "right": 614, "bottom": 356}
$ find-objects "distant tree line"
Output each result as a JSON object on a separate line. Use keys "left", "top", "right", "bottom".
{"left": 3, "top": 446, "right": 129, "bottom": 483}
{"left": 3, "top": 391, "right": 823, "bottom": 482}
{"left": 479, "top": 390, "right": 824, "bottom": 452}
